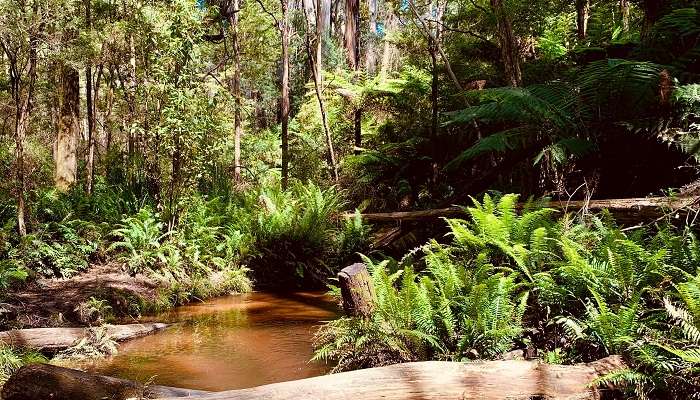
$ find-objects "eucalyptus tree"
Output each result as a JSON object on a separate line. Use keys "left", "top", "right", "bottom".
{"left": 0, "top": 0, "right": 42, "bottom": 236}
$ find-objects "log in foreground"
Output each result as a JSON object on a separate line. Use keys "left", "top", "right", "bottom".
{"left": 158, "top": 356, "right": 626, "bottom": 400}
{"left": 2, "top": 363, "right": 209, "bottom": 400}
{"left": 0, "top": 323, "right": 168, "bottom": 351}
{"left": 346, "top": 196, "right": 700, "bottom": 222}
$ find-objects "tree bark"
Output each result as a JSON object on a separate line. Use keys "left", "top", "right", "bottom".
{"left": 338, "top": 263, "right": 375, "bottom": 318}
{"left": 379, "top": 12, "right": 398, "bottom": 79}
{"left": 365, "top": 0, "right": 378, "bottom": 74}
{"left": 2, "top": 16, "right": 38, "bottom": 237}
{"left": 2, "top": 363, "right": 208, "bottom": 400}
{"left": 316, "top": 0, "right": 330, "bottom": 78}
{"left": 5, "top": 357, "right": 625, "bottom": 400}
{"left": 491, "top": 0, "right": 522, "bottom": 87}
{"left": 85, "top": 0, "right": 95, "bottom": 194}
{"left": 408, "top": 0, "right": 462, "bottom": 91}
{"left": 280, "top": 0, "right": 290, "bottom": 189}
{"left": 620, "top": 0, "right": 630, "bottom": 32}
{"left": 303, "top": 4, "right": 339, "bottom": 181}
{"left": 155, "top": 356, "right": 626, "bottom": 400}
{"left": 344, "top": 0, "right": 360, "bottom": 70}
{"left": 229, "top": 0, "right": 243, "bottom": 183}
{"left": 345, "top": 0, "right": 362, "bottom": 149}
{"left": 576, "top": 0, "right": 590, "bottom": 40}
{"left": 55, "top": 65, "right": 80, "bottom": 191}
{"left": 641, "top": 0, "right": 667, "bottom": 35}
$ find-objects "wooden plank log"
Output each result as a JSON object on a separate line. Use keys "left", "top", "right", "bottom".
{"left": 345, "top": 196, "right": 700, "bottom": 222}
{"left": 0, "top": 323, "right": 168, "bottom": 351}
{"left": 338, "top": 263, "right": 375, "bottom": 318}
{"left": 156, "top": 356, "right": 625, "bottom": 400}
{"left": 1, "top": 363, "right": 209, "bottom": 400}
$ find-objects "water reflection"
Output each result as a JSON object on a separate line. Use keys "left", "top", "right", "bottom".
{"left": 81, "top": 292, "right": 339, "bottom": 391}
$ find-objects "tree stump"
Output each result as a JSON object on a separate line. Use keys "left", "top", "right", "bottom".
{"left": 338, "top": 263, "right": 375, "bottom": 318}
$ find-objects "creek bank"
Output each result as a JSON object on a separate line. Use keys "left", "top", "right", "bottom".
{"left": 1, "top": 263, "right": 160, "bottom": 330}
{"left": 0, "top": 323, "right": 168, "bottom": 352}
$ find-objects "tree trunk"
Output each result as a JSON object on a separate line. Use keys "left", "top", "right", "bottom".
{"left": 316, "top": 0, "right": 330, "bottom": 78}
{"left": 2, "top": 363, "right": 207, "bottom": 400}
{"left": 620, "top": 0, "right": 630, "bottom": 32}
{"left": 491, "top": 0, "right": 522, "bottom": 87}
{"left": 55, "top": 65, "right": 80, "bottom": 191}
{"left": 153, "top": 356, "right": 626, "bottom": 400}
{"left": 85, "top": 0, "right": 95, "bottom": 194}
{"left": 15, "top": 106, "right": 28, "bottom": 237}
{"left": 344, "top": 0, "right": 360, "bottom": 70}
{"left": 303, "top": 4, "right": 339, "bottom": 181}
{"left": 365, "top": 0, "right": 378, "bottom": 74}
{"left": 4, "top": 29, "right": 39, "bottom": 237}
{"left": 345, "top": 0, "right": 361, "bottom": 149}
{"left": 229, "top": 0, "right": 243, "bottom": 183}
{"left": 338, "top": 263, "right": 375, "bottom": 318}
{"left": 5, "top": 357, "right": 625, "bottom": 400}
{"left": 280, "top": 0, "right": 290, "bottom": 190}
{"left": 642, "top": 0, "right": 666, "bottom": 34}
{"left": 576, "top": 0, "right": 590, "bottom": 40}
{"left": 379, "top": 12, "right": 398, "bottom": 79}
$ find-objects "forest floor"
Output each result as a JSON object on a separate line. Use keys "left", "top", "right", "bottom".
{"left": 0, "top": 264, "right": 159, "bottom": 330}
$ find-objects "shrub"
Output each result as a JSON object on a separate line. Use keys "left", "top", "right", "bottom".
{"left": 0, "top": 346, "right": 46, "bottom": 387}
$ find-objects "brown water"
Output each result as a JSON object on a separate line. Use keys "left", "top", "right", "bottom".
{"left": 81, "top": 292, "right": 339, "bottom": 391}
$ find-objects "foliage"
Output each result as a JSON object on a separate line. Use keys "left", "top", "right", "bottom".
{"left": 0, "top": 346, "right": 46, "bottom": 387}
{"left": 315, "top": 193, "right": 700, "bottom": 398}
{"left": 55, "top": 326, "right": 118, "bottom": 361}
{"left": 249, "top": 182, "right": 370, "bottom": 288}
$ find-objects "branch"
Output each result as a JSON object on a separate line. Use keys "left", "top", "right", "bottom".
{"left": 255, "top": 0, "right": 280, "bottom": 28}
{"left": 467, "top": 0, "right": 489, "bottom": 14}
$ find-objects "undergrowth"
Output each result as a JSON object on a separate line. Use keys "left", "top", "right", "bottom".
{"left": 313, "top": 193, "right": 700, "bottom": 398}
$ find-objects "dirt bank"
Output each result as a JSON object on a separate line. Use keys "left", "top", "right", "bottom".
{"left": 1, "top": 263, "right": 160, "bottom": 329}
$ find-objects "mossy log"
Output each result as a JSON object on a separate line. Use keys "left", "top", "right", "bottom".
{"left": 155, "top": 356, "right": 626, "bottom": 400}
{"left": 0, "top": 323, "right": 168, "bottom": 352}
{"left": 1, "top": 363, "right": 209, "bottom": 400}
{"left": 346, "top": 196, "right": 700, "bottom": 223}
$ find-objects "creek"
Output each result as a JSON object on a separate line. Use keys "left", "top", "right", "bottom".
{"left": 79, "top": 292, "right": 338, "bottom": 391}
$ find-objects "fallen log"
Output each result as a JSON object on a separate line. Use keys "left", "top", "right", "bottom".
{"left": 0, "top": 323, "right": 168, "bottom": 352}
{"left": 157, "top": 356, "right": 626, "bottom": 400}
{"left": 345, "top": 196, "right": 700, "bottom": 222}
{"left": 1, "top": 363, "right": 209, "bottom": 400}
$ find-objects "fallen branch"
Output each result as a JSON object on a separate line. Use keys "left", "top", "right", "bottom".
{"left": 156, "top": 356, "right": 626, "bottom": 400}
{"left": 0, "top": 323, "right": 168, "bottom": 352}
{"left": 345, "top": 196, "right": 700, "bottom": 222}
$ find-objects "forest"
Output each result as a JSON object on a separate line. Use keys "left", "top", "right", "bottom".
{"left": 0, "top": 0, "right": 699, "bottom": 398}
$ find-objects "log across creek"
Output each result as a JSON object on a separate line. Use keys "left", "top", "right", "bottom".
{"left": 2, "top": 356, "right": 626, "bottom": 400}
